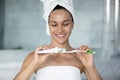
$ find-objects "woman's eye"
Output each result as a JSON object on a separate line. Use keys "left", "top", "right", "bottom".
{"left": 50, "top": 23, "right": 57, "bottom": 27}
{"left": 63, "top": 23, "right": 69, "bottom": 26}
{"left": 51, "top": 24, "right": 57, "bottom": 27}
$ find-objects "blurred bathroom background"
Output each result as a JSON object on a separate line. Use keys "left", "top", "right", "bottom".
{"left": 0, "top": 0, "right": 120, "bottom": 80}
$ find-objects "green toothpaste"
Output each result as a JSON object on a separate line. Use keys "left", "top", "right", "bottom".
{"left": 86, "top": 50, "right": 95, "bottom": 54}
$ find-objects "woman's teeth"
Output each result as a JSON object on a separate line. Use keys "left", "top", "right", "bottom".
{"left": 56, "top": 34, "right": 65, "bottom": 38}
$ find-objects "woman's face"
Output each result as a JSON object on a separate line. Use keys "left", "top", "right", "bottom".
{"left": 49, "top": 9, "right": 73, "bottom": 44}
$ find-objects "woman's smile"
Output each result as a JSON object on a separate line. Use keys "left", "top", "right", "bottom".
{"left": 55, "top": 33, "right": 66, "bottom": 38}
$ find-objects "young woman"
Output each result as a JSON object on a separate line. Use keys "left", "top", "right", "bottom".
{"left": 14, "top": 1, "right": 102, "bottom": 80}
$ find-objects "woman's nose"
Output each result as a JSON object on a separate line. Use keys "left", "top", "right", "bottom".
{"left": 58, "top": 26, "right": 63, "bottom": 32}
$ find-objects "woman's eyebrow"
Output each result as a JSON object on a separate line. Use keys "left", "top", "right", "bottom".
{"left": 48, "top": 21, "right": 56, "bottom": 23}
{"left": 49, "top": 19, "right": 72, "bottom": 23}
{"left": 63, "top": 19, "right": 72, "bottom": 22}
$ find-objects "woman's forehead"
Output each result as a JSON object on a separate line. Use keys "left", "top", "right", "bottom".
{"left": 49, "top": 9, "right": 72, "bottom": 21}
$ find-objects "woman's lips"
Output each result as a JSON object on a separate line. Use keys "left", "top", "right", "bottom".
{"left": 55, "top": 34, "right": 66, "bottom": 38}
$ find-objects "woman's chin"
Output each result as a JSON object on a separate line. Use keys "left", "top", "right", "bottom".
{"left": 56, "top": 39, "right": 67, "bottom": 44}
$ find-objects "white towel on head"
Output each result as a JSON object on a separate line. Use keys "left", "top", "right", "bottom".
{"left": 40, "top": 0, "right": 75, "bottom": 35}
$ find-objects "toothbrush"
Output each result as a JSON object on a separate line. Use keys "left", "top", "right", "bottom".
{"left": 58, "top": 49, "right": 95, "bottom": 54}
{"left": 37, "top": 47, "right": 95, "bottom": 54}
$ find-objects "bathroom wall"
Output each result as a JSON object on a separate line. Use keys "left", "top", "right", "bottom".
{"left": 4, "top": 0, "right": 48, "bottom": 50}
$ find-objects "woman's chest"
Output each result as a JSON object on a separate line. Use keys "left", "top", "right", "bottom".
{"left": 44, "top": 54, "right": 82, "bottom": 67}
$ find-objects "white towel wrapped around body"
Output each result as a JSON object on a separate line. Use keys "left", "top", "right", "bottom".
{"left": 35, "top": 66, "right": 82, "bottom": 80}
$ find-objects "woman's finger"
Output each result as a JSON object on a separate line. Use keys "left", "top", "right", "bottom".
{"left": 78, "top": 45, "right": 92, "bottom": 53}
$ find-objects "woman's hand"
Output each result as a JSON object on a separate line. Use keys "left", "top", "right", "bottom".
{"left": 33, "top": 45, "right": 54, "bottom": 69}
{"left": 76, "top": 45, "right": 94, "bottom": 67}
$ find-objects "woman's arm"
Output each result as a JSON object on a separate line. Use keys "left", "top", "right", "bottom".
{"left": 14, "top": 52, "right": 36, "bottom": 80}
{"left": 14, "top": 45, "right": 54, "bottom": 80}
{"left": 14, "top": 61, "right": 37, "bottom": 80}
{"left": 76, "top": 45, "right": 102, "bottom": 80}
{"left": 84, "top": 64, "right": 102, "bottom": 80}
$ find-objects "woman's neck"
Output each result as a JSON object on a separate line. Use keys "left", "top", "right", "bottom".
{"left": 49, "top": 40, "right": 73, "bottom": 51}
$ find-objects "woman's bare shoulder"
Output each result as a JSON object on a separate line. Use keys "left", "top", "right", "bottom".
{"left": 25, "top": 52, "right": 35, "bottom": 61}
{"left": 19, "top": 52, "right": 35, "bottom": 72}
